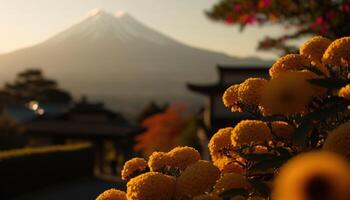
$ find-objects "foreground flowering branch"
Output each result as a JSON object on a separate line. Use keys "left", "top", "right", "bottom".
{"left": 96, "top": 36, "right": 350, "bottom": 200}
{"left": 207, "top": 0, "right": 350, "bottom": 54}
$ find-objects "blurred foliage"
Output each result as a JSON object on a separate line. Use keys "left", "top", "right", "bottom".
{"left": 0, "top": 115, "right": 27, "bottom": 150}
{"left": 206, "top": 0, "right": 350, "bottom": 54}
{"left": 0, "top": 68, "right": 72, "bottom": 108}
{"left": 134, "top": 104, "right": 199, "bottom": 157}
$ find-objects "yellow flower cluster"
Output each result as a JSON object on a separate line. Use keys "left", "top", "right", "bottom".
{"left": 231, "top": 120, "right": 272, "bottom": 146}
{"left": 237, "top": 78, "right": 268, "bottom": 106}
{"left": 323, "top": 36, "right": 350, "bottom": 67}
{"left": 213, "top": 173, "right": 250, "bottom": 195}
{"left": 127, "top": 172, "right": 176, "bottom": 200}
{"left": 96, "top": 35, "right": 350, "bottom": 200}
{"left": 222, "top": 36, "right": 350, "bottom": 116}
{"left": 300, "top": 35, "right": 332, "bottom": 75}
{"left": 208, "top": 127, "right": 234, "bottom": 161}
{"left": 96, "top": 189, "right": 127, "bottom": 200}
{"left": 97, "top": 146, "right": 204, "bottom": 200}
{"left": 261, "top": 71, "right": 315, "bottom": 116}
{"left": 175, "top": 160, "right": 220, "bottom": 199}
{"left": 222, "top": 84, "right": 241, "bottom": 112}
{"left": 121, "top": 158, "right": 148, "bottom": 181}
{"left": 167, "top": 146, "right": 201, "bottom": 170}
{"left": 148, "top": 146, "right": 201, "bottom": 172}
{"left": 269, "top": 54, "right": 310, "bottom": 78}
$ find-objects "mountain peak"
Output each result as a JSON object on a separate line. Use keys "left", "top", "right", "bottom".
{"left": 115, "top": 10, "right": 127, "bottom": 18}
{"left": 87, "top": 8, "right": 109, "bottom": 17}
{"left": 43, "top": 9, "right": 180, "bottom": 46}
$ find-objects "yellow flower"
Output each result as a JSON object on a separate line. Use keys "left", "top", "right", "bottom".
{"left": 338, "top": 84, "right": 350, "bottom": 99}
{"left": 323, "top": 36, "right": 350, "bottom": 67}
{"left": 260, "top": 71, "right": 314, "bottom": 116}
{"left": 269, "top": 54, "right": 310, "bottom": 78}
{"left": 167, "top": 146, "right": 201, "bottom": 170}
{"left": 208, "top": 127, "right": 234, "bottom": 161}
{"left": 193, "top": 193, "right": 222, "bottom": 200}
{"left": 271, "top": 121, "right": 294, "bottom": 140}
{"left": 231, "top": 120, "right": 272, "bottom": 147}
{"left": 126, "top": 172, "right": 176, "bottom": 200}
{"left": 148, "top": 151, "right": 169, "bottom": 172}
{"left": 323, "top": 121, "right": 350, "bottom": 158}
{"left": 213, "top": 173, "right": 250, "bottom": 195}
{"left": 213, "top": 157, "right": 244, "bottom": 174}
{"left": 238, "top": 78, "right": 268, "bottom": 106}
{"left": 175, "top": 160, "right": 220, "bottom": 199}
{"left": 121, "top": 158, "right": 148, "bottom": 181}
{"left": 273, "top": 151, "right": 350, "bottom": 200}
{"left": 96, "top": 189, "right": 127, "bottom": 200}
{"left": 300, "top": 36, "right": 332, "bottom": 70}
{"left": 223, "top": 84, "right": 241, "bottom": 112}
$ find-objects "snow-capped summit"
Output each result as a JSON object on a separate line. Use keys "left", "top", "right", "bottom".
{"left": 115, "top": 10, "right": 127, "bottom": 18}
{"left": 44, "top": 10, "right": 178, "bottom": 46}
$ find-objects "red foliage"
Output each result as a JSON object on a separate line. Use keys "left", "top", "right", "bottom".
{"left": 134, "top": 104, "right": 186, "bottom": 156}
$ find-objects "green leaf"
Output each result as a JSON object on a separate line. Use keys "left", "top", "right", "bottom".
{"left": 308, "top": 78, "right": 350, "bottom": 89}
{"left": 241, "top": 153, "right": 275, "bottom": 161}
{"left": 220, "top": 188, "right": 249, "bottom": 200}
{"left": 249, "top": 179, "right": 271, "bottom": 197}
{"left": 250, "top": 156, "right": 290, "bottom": 171}
{"left": 292, "top": 122, "right": 313, "bottom": 147}
{"left": 275, "top": 147, "right": 291, "bottom": 157}
{"left": 305, "top": 66, "right": 326, "bottom": 77}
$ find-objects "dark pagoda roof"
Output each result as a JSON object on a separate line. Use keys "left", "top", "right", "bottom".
{"left": 187, "top": 64, "right": 269, "bottom": 95}
{"left": 187, "top": 83, "right": 225, "bottom": 95}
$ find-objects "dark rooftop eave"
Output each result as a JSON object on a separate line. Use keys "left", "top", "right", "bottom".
{"left": 217, "top": 65, "right": 270, "bottom": 72}
{"left": 186, "top": 83, "right": 226, "bottom": 95}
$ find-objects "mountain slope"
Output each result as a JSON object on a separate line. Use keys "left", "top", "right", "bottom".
{"left": 0, "top": 10, "right": 271, "bottom": 114}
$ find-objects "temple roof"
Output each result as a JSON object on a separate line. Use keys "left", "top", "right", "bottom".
{"left": 187, "top": 83, "right": 226, "bottom": 95}
{"left": 187, "top": 64, "right": 269, "bottom": 95}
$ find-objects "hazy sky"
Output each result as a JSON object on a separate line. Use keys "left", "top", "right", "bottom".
{"left": 0, "top": 0, "right": 291, "bottom": 59}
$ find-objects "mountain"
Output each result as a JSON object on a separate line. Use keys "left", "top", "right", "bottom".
{"left": 0, "top": 10, "right": 272, "bottom": 115}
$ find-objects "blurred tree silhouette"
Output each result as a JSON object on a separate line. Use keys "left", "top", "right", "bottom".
{"left": 136, "top": 101, "right": 168, "bottom": 122}
{"left": 1, "top": 69, "right": 72, "bottom": 107}
{"left": 207, "top": 0, "right": 350, "bottom": 54}
{"left": 0, "top": 115, "right": 26, "bottom": 150}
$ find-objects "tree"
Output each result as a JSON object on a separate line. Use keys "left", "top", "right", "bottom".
{"left": 2, "top": 69, "right": 72, "bottom": 106}
{"left": 134, "top": 104, "right": 187, "bottom": 156}
{"left": 207, "top": 0, "right": 350, "bottom": 54}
